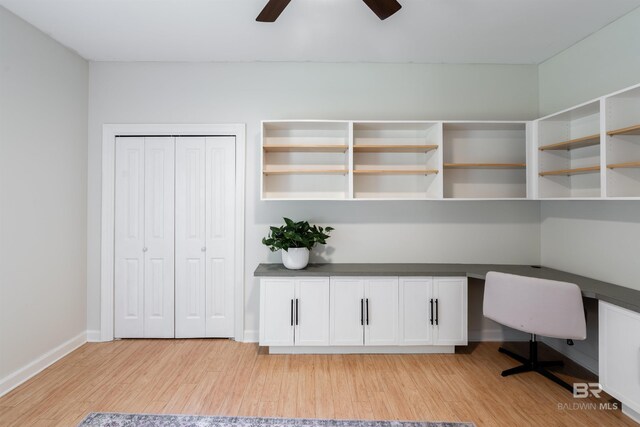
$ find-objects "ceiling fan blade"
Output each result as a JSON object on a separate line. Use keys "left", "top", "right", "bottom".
{"left": 256, "top": 0, "right": 292, "bottom": 22}
{"left": 362, "top": 0, "right": 402, "bottom": 20}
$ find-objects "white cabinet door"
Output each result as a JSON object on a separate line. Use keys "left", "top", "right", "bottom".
{"left": 330, "top": 278, "right": 365, "bottom": 346}
{"left": 400, "top": 277, "right": 433, "bottom": 345}
{"left": 175, "top": 137, "right": 207, "bottom": 338}
{"left": 204, "top": 137, "right": 236, "bottom": 337}
{"left": 260, "top": 279, "right": 295, "bottom": 346}
{"left": 115, "top": 138, "right": 145, "bottom": 338}
{"left": 364, "top": 278, "right": 399, "bottom": 346}
{"left": 599, "top": 301, "right": 640, "bottom": 414}
{"left": 295, "top": 278, "right": 330, "bottom": 346}
{"left": 433, "top": 277, "right": 467, "bottom": 346}
{"left": 143, "top": 138, "right": 175, "bottom": 338}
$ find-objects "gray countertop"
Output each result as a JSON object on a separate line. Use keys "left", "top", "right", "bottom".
{"left": 254, "top": 263, "right": 640, "bottom": 313}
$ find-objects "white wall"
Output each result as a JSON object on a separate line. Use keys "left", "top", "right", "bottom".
{"left": 538, "top": 7, "right": 640, "bottom": 371}
{"left": 538, "top": 7, "right": 640, "bottom": 292}
{"left": 0, "top": 7, "right": 88, "bottom": 389}
{"left": 88, "top": 61, "right": 541, "bottom": 337}
{"left": 539, "top": 7, "right": 640, "bottom": 116}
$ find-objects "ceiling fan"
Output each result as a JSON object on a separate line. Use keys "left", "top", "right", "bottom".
{"left": 256, "top": 0, "right": 402, "bottom": 22}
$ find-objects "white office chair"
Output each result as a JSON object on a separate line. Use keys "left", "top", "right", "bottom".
{"left": 483, "top": 271, "right": 587, "bottom": 392}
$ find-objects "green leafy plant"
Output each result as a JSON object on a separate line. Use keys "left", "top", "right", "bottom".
{"left": 262, "top": 218, "right": 334, "bottom": 252}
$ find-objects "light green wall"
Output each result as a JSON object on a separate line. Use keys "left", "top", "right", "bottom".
{"left": 0, "top": 6, "right": 88, "bottom": 387}
{"left": 539, "top": 7, "right": 640, "bottom": 293}
{"left": 539, "top": 6, "right": 640, "bottom": 115}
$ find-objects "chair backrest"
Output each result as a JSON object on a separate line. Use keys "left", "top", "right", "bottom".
{"left": 483, "top": 271, "right": 587, "bottom": 340}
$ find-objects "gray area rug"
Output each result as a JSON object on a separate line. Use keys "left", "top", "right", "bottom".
{"left": 78, "top": 413, "right": 475, "bottom": 427}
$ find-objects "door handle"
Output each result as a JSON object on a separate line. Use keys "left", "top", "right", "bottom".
{"left": 430, "top": 298, "right": 434, "bottom": 325}
{"left": 360, "top": 299, "right": 364, "bottom": 326}
{"left": 290, "top": 299, "right": 294, "bottom": 326}
{"left": 295, "top": 298, "right": 299, "bottom": 326}
{"left": 366, "top": 298, "right": 369, "bottom": 325}
{"left": 435, "top": 298, "right": 439, "bottom": 326}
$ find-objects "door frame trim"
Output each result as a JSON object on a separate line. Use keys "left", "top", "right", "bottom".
{"left": 101, "top": 124, "right": 246, "bottom": 342}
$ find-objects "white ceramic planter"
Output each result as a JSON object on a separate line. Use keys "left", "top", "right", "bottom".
{"left": 282, "top": 247, "right": 310, "bottom": 270}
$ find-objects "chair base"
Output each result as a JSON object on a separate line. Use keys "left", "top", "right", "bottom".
{"left": 498, "top": 339, "right": 573, "bottom": 393}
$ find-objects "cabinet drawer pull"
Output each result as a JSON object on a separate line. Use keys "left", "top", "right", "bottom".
{"left": 430, "top": 298, "right": 434, "bottom": 325}
{"left": 295, "top": 298, "right": 299, "bottom": 326}
{"left": 366, "top": 298, "right": 369, "bottom": 325}
{"left": 435, "top": 298, "right": 439, "bottom": 326}
{"left": 290, "top": 299, "right": 294, "bottom": 326}
{"left": 360, "top": 299, "right": 364, "bottom": 326}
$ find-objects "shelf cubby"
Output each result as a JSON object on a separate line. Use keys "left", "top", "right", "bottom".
{"left": 537, "top": 101, "right": 602, "bottom": 198}
{"left": 442, "top": 122, "right": 527, "bottom": 199}
{"left": 605, "top": 85, "right": 640, "bottom": 198}
{"left": 352, "top": 122, "right": 442, "bottom": 199}
{"left": 538, "top": 166, "right": 600, "bottom": 177}
{"left": 444, "top": 163, "right": 526, "bottom": 169}
{"left": 538, "top": 134, "right": 600, "bottom": 151}
{"left": 262, "top": 121, "right": 350, "bottom": 199}
{"left": 263, "top": 144, "right": 348, "bottom": 153}
{"left": 353, "top": 169, "right": 439, "bottom": 175}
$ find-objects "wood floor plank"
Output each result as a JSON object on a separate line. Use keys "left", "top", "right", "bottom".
{"left": 0, "top": 340, "right": 631, "bottom": 427}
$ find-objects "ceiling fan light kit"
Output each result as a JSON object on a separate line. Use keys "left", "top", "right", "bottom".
{"left": 256, "top": 0, "right": 402, "bottom": 22}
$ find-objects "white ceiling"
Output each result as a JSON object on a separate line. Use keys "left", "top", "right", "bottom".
{"left": 2, "top": 0, "right": 640, "bottom": 64}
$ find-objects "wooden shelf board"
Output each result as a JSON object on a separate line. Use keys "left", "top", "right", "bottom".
{"left": 353, "top": 169, "right": 439, "bottom": 175}
{"left": 443, "top": 163, "right": 526, "bottom": 169}
{"left": 607, "top": 124, "right": 640, "bottom": 136}
{"left": 263, "top": 144, "right": 348, "bottom": 153}
{"left": 539, "top": 134, "right": 600, "bottom": 151}
{"left": 353, "top": 144, "right": 438, "bottom": 153}
{"left": 263, "top": 169, "right": 348, "bottom": 176}
{"left": 607, "top": 161, "right": 640, "bottom": 169}
{"left": 539, "top": 166, "right": 600, "bottom": 176}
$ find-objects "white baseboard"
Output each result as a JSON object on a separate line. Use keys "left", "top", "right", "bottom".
{"left": 622, "top": 404, "right": 640, "bottom": 424}
{"left": 0, "top": 331, "right": 86, "bottom": 398}
{"left": 242, "top": 329, "right": 259, "bottom": 343}
{"left": 539, "top": 337, "right": 598, "bottom": 374}
{"left": 86, "top": 329, "right": 102, "bottom": 342}
{"left": 469, "top": 329, "right": 529, "bottom": 342}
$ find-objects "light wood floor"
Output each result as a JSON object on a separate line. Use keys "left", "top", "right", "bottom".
{"left": 0, "top": 340, "right": 633, "bottom": 426}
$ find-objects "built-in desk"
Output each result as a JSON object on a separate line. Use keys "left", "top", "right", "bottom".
{"left": 255, "top": 263, "right": 640, "bottom": 422}
{"left": 254, "top": 263, "right": 640, "bottom": 313}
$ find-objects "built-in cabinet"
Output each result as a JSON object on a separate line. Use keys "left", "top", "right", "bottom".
{"left": 259, "top": 278, "right": 330, "bottom": 346}
{"left": 599, "top": 301, "right": 640, "bottom": 419}
{"left": 261, "top": 81, "right": 640, "bottom": 201}
{"left": 259, "top": 276, "right": 467, "bottom": 353}
{"left": 330, "top": 277, "right": 399, "bottom": 346}
{"left": 400, "top": 277, "right": 468, "bottom": 346}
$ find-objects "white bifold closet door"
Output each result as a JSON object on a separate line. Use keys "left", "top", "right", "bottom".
{"left": 114, "top": 137, "right": 175, "bottom": 338}
{"left": 175, "top": 137, "right": 236, "bottom": 338}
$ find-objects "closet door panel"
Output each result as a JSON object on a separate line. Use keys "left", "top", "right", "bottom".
{"left": 114, "top": 137, "right": 145, "bottom": 338}
{"left": 175, "top": 137, "right": 207, "bottom": 338}
{"left": 144, "top": 137, "right": 175, "bottom": 338}
{"left": 205, "top": 137, "right": 236, "bottom": 337}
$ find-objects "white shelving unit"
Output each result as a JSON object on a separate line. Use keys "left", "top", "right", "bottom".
{"left": 536, "top": 100, "right": 602, "bottom": 199}
{"left": 605, "top": 85, "right": 640, "bottom": 198}
{"left": 352, "top": 121, "right": 442, "bottom": 199}
{"left": 261, "top": 120, "right": 529, "bottom": 200}
{"left": 442, "top": 122, "right": 528, "bottom": 199}
{"left": 260, "top": 84, "right": 640, "bottom": 201}
{"left": 261, "top": 121, "right": 350, "bottom": 200}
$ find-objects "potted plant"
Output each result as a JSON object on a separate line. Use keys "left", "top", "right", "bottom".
{"left": 262, "top": 218, "right": 334, "bottom": 270}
